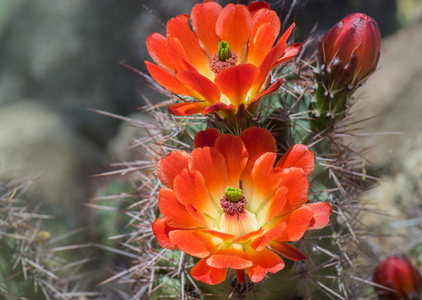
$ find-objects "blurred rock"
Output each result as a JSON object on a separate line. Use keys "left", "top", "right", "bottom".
{"left": 350, "top": 20, "right": 422, "bottom": 254}
{"left": 0, "top": 100, "right": 103, "bottom": 227}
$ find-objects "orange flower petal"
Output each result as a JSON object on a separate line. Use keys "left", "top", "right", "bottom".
{"left": 207, "top": 248, "right": 253, "bottom": 269}
{"left": 248, "top": 8, "right": 280, "bottom": 65}
{"left": 276, "top": 144, "right": 315, "bottom": 177}
{"left": 247, "top": 1, "right": 270, "bottom": 17}
{"left": 246, "top": 247, "right": 285, "bottom": 283}
{"left": 250, "top": 222, "right": 287, "bottom": 251}
{"left": 273, "top": 42, "right": 302, "bottom": 68}
{"left": 194, "top": 128, "right": 221, "bottom": 148}
{"left": 214, "top": 134, "right": 248, "bottom": 188}
{"left": 248, "top": 22, "right": 277, "bottom": 66}
{"left": 281, "top": 167, "right": 309, "bottom": 212}
{"left": 146, "top": 33, "right": 177, "bottom": 73}
{"left": 166, "top": 14, "right": 212, "bottom": 77}
{"left": 189, "top": 147, "right": 229, "bottom": 203}
{"left": 214, "top": 64, "right": 259, "bottom": 105}
{"left": 202, "top": 229, "right": 235, "bottom": 242}
{"left": 158, "top": 188, "right": 201, "bottom": 229}
{"left": 257, "top": 185, "right": 288, "bottom": 225}
{"left": 277, "top": 23, "right": 296, "bottom": 44}
{"left": 145, "top": 61, "right": 192, "bottom": 96}
{"left": 233, "top": 228, "right": 264, "bottom": 243}
{"left": 157, "top": 150, "right": 189, "bottom": 189}
{"left": 186, "top": 203, "right": 214, "bottom": 228}
{"left": 191, "top": 1, "right": 223, "bottom": 55}
{"left": 176, "top": 70, "right": 221, "bottom": 105}
{"left": 248, "top": 78, "right": 282, "bottom": 105}
{"left": 306, "top": 202, "right": 332, "bottom": 230}
{"left": 251, "top": 41, "right": 287, "bottom": 95}
{"left": 169, "top": 230, "right": 216, "bottom": 258}
{"left": 202, "top": 102, "right": 235, "bottom": 115}
{"left": 240, "top": 127, "right": 276, "bottom": 194}
{"left": 216, "top": 4, "right": 252, "bottom": 59}
{"left": 173, "top": 169, "right": 221, "bottom": 222}
{"left": 168, "top": 102, "right": 208, "bottom": 116}
{"left": 269, "top": 241, "right": 307, "bottom": 261}
{"left": 246, "top": 152, "right": 283, "bottom": 213}
{"left": 273, "top": 205, "right": 314, "bottom": 242}
{"left": 151, "top": 218, "right": 178, "bottom": 250}
{"left": 191, "top": 257, "right": 228, "bottom": 285}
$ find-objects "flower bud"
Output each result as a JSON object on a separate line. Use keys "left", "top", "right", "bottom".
{"left": 310, "top": 13, "right": 381, "bottom": 133}
{"left": 318, "top": 13, "right": 381, "bottom": 91}
{"left": 373, "top": 256, "right": 422, "bottom": 300}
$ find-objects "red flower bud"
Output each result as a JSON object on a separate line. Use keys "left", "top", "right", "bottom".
{"left": 318, "top": 13, "right": 381, "bottom": 92}
{"left": 373, "top": 256, "right": 422, "bottom": 300}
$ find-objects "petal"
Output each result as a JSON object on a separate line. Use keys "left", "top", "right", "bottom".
{"left": 247, "top": 1, "right": 271, "bottom": 17}
{"left": 168, "top": 101, "right": 208, "bottom": 116}
{"left": 233, "top": 228, "right": 264, "bottom": 243}
{"left": 157, "top": 150, "right": 189, "bottom": 189}
{"left": 214, "top": 134, "right": 248, "bottom": 188}
{"left": 191, "top": 257, "right": 228, "bottom": 285}
{"left": 269, "top": 241, "right": 307, "bottom": 261}
{"left": 158, "top": 188, "right": 201, "bottom": 229}
{"left": 306, "top": 202, "right": 332, "bottom": 230}
{"left": 214, "top": 64, "right": 259, "bottom": 105}
{"left": 207, "top": 248, "right": 253, "bottom": 269}
{"left": 236, "top": 269, "right": 246, "bottom": 284}
{"left": 273, "top": 205, "right": 314, "bottom": 242}
{"left": 248, "top": 22, "right": 278, "bottom": 66}
{"left": 176, "top": 70, "right": 221, "bottom": 104}
{"left": 216, "top": 4, "right": 252, "bottom": 59}
{"left": 186, "top": 203, "right": 214, "bottom": 228}
{"left": 191, "top": 1, "right": 223, "bottom": 55}
{"left": 146, "top": 33, "right": 177, "bottom": 73}
{"left": 189, "top": 147, "right": 229, "bottom": 204}
{"left": 280, "top": 167, "right": 309, "bottom": 212}
{"left": 166, "top": 14, "right": 212, "bottom": 78}
{"left": 248, "top": 78, "right": 282, "bottom": 105}
{"left": 245, "top": 152, "right": 283, "bottom": 213}
{"left": 169, "top": 230, "right": 216, "bottom": 258}
{"left": 202, "top": 229, "right": 235, "bottom": 242}
{"left": 240, "top": 127, "right": 277, "bottom": 189}
{"left": 248, "top": 8, "right": 280, "bottom": 65}
{"left": 145, "top": 61, "right": 192, "bottom": 96}
{"left": 277, "top": 23, "right": 296, "bottom": 45}
{"left": 251, "top": 41, "right": 287, "bottom": 95}
{"left": 273, "top": 42, "right": 302, "bottom": 68}
{"left": 152, "top": 218, "right": 178, "bottom": 250}
{"left": 173, "top": 169, "right": 221, "bottom": 222}
{"left": 245, "top": 247, "right": 285, "bottom": 283}
{"left": 276, "top": 144, "right": 314, "bottom": 177}
{"left": 257, "top": 185, "right": 288, "bottom": 225}
{"left": 250, "top": 221, "right": 287, "bottom": 251}
{"left": 194, "top": 128, "right": 221, "bottom": 148}
{"left": 202, "top": 102, "right": 235, "bottom": 115}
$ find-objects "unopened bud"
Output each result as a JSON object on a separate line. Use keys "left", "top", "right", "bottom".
{"left": 373, "top": 256, "right": 421, "bottom": 300}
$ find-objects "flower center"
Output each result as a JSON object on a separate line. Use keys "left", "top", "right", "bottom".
{"left": 210, "top": 41, "right": 238, "bottom": 74}
{"left": 220, "top": 187, "right": 247, "bottom": 217}
{"left": 219, "top": 187, "right": 258, "bottom": 237}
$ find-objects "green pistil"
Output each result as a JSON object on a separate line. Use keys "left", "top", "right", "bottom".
{"left": 224, "top": 186, "right": 243, "bottom": 203}
{"left": 218, "top": 41, "right": 232, "bottom": 62}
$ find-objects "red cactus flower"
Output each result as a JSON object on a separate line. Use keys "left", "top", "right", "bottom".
{"left": 318, "top": 13, "right": 381, "bottom": 92}
{"left": 374, "top": 256, "right": 422, "bottom": 300}
{"left": 152, "top": 127, "right": 331, "bottom": 285}
{"left": 146, "top": 1, "right": 301, "bottom": 116}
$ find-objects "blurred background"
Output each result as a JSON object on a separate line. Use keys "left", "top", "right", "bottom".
{"left": 0, "top": 0, "right": 421, "bottom": 245}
